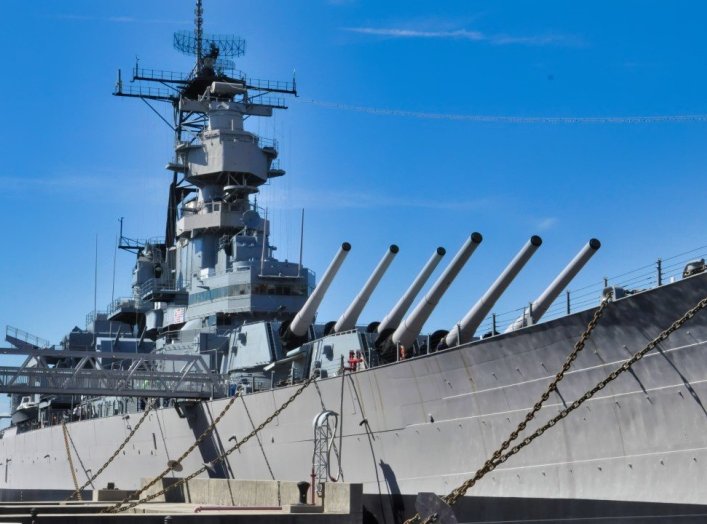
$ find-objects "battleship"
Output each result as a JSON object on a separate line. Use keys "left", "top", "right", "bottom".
{"left": 2, "top": 2, "right": 707, "bottom": 523}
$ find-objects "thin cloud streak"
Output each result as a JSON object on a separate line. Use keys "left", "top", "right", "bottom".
{"left": 343, "top": 26, "right": 580, "bottom": 47}
{"left": 348, "top": 27, "right": 485, "bottom": 41}
{"left": 302, "top": 99, "right": 707, "bottom": 125}
{"left": 261, "top": 188, "right": 492, "bottom": 211}
{"left": 0, "top": 171, "right": 164, "bottom": 203}
{"left": 53, "top": 14, "right": 190, "bottom": 25}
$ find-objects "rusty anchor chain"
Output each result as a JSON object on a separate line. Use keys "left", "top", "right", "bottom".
{"left": 105, "top": 374, "right": 316, "bottom": 513}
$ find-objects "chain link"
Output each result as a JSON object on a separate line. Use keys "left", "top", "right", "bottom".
{"left": 65, "top": 399, "right": 158, "bottom": 501}
{"left": 62, "top": 422, "right": 83, "bottom": 501}
{"left": 408, "top": 294, "right": 707, "bottom": 523}
{"left": 105, "top": 374, "right": 315, "bottom": 513}
{"left": 405, "top": 295, "right": 613, "bottom": 524}
{"left": 103, "top": 390, "right": 242, "bottom": 513}
{"left": 479, "top": 296, "right": 707, "bottom": 480}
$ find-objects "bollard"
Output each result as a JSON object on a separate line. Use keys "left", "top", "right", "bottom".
{"left": 297, "top": 481, "right": 311, "bottom": 504}
{"left": 30, "top": 507, "right": 38, "bottom": 524}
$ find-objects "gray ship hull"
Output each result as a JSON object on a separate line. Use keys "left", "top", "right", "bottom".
{"left": 1, "top": 271, "right": 707, "bottom": 522}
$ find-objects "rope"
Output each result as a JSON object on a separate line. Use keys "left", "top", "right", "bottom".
{"left": 64, "top": 418, "right": 94, "bottom": 491}
{"left": 328, "top": 366, "right": 346, "bottom": 482}
{"left": 104, "top": 375, "right": 315, "bottom": 513}
{"left": 239, "top": 392, "right": 276, "bottom": 480}
{"left": 65, "top": 399, "right": 158, "bottom": 501}
{"left": 61, "top": 422, "right": 82, "bottom": 501}
{"left": 104, "top": 390, "right": 242, "bottom": 513}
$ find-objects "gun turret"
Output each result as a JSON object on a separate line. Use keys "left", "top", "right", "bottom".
{"left": 445, "top": 235, "right": 542, "bottom": 347}
{"left": 281, "top": 242, "right": 351, "bottom": 346}
{"left": 506, "top": 238, "right": 601, "bottom": 332}
{"left": 376, "top": 247, "right": 446, "bottom": 341}
{"left": 392, "top": 233, "right": 482, "bottom": 350}
{"left": 334, "top": 245, "right": 399, "bottom": 333}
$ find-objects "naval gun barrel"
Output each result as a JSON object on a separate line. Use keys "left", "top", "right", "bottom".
{"left": 287, "top": 242, "right": 352, "bottom": 338}
{"left": 445, "top": 235, "right": 542, "bottom": 347}
{"left": 392, "top": 233, "right": 483, "bottom": 349}
{"left": 334, "top": 245, "right": 399, "bottom": 333}
{"left": 376, "top": 247, "right": 446, "bottom": 338}
{"left": 506, "top": 238, "right": 601, "bottom": 332}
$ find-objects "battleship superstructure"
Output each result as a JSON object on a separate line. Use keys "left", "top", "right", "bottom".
{"left": 2, "top": 3, "right": 707, "bottom": 523}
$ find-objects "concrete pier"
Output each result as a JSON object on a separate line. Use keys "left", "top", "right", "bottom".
{"left": 0, "top": 480, "right": 363, "bottom": 523}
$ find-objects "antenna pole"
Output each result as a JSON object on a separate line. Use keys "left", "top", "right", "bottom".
{"left": 94, "top": 235, "right": 99, "bottom": 315}
{"left": 111, "top": 234, "right": 118, "bottom": 305}
{"left": 298, "top": 209, "right": 305, "bottom": 277}
{"left": 260, "top": 208, "right": 268, "bottom": 275}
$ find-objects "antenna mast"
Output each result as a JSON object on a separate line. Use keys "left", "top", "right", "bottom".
{"left": 194, "top": 0, "right": 204, "bottom": 70}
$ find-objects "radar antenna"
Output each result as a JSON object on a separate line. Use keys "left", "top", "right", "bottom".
{"left": 114, "top": 0, "right": 295, "bottom": 105}
{"left": 113, "top": 0, "right": 298, "bottom": 250}
{"left": 173, "top": 0, "right": 246, "bottom": 76}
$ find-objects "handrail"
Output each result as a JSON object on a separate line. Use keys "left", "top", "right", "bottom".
{"left": 5, "top": 326, "right": 51, "bottom": 349}
{"left": 474, "top": 247, "right": 707, "bottom": 338}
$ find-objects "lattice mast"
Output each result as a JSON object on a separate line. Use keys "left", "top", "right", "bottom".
{"left": 112, "top": 1, "right": 308, "bottom": 328}
{"left": 113, "top": 0, "right": 296, "bottom": 248}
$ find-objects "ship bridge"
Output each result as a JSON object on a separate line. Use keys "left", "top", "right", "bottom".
{"left": 1, "top": 327, "right": 224, "bottom": 399}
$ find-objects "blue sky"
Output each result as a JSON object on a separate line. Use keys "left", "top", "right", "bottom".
{"left": 1, "top": 0, "right": 706, "bottom": 354}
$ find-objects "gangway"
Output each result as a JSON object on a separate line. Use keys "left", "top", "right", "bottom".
{"left": 5, "top": 326, "right": 52, "bottom": 351}
{"left": 0, "top": 346, "right": 225, "bottom": 399}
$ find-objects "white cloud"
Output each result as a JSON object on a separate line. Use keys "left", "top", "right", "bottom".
{"left": 345, "top": 27, "right": 485, "bottom": 41}
{"left": 343, "top": 26, "right": 580, "bottom": 47}
{"left": 536, "top": 217, "right": 559, "bottom": 231}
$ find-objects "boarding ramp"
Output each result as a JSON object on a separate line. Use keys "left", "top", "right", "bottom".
{"left": 0, "top": 345, "right": 225, "bottom": 399}
{"left": 5, "top": 326, "right": 53, "bottom": 351}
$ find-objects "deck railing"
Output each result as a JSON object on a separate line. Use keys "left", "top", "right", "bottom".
{"left": 475, "top": 244, "right": 707, "bottom": 337}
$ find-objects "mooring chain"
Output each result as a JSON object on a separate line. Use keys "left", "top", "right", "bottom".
{"left": 61, "top": 422, "right": 83, "bottom": 501}
{"left": 448, "top": 295, "right": 707, "bottom": 506}
{"left": 66, "top": 399, "right": 158, "bottom": 502}
{"left": 404, "top": 295, "right": 613, "bottom": 524}
{"left": 412, "top": 295, "right": 613, "bottom": 522}
{"left": 106, "top": 375, "right": 316, "bottom": 513}
{"left": 104, "top": 390, "right": 242, "bottom": 513}
{"left": 410, "top": 295, "right": 707, "bottom": 523}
